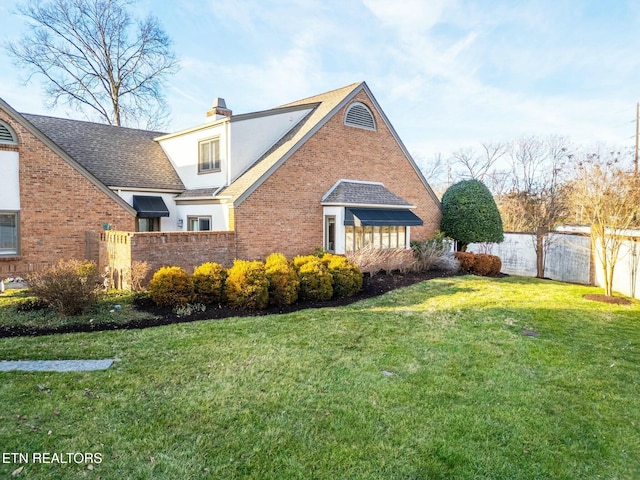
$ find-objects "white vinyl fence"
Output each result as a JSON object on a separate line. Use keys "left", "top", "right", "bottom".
{"left": 468, "top": 232, "right": 640, "bottom": 300}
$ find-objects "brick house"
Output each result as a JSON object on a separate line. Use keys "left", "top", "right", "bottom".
{"left": 0, "top": 81, "right": 441, "bottom": 278}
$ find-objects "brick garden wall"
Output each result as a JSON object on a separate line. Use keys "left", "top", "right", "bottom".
{"left": 234, "top": 90, "right": 442, "bottom": 260}
{"left": 0, "top": 109, "right": 136, "bottom": 278}
{"left": 100, "top": 231, "right": 237, "bottom": 288}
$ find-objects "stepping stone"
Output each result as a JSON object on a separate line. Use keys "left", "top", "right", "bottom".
{"left": 0, "top": 359, "right": 114, "bottom": 372}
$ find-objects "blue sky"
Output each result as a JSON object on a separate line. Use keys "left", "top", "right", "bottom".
{"left": 1, "top": 0, "right": 639, "bottom": 166}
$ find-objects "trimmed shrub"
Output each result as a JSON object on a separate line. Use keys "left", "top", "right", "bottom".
{"left": 454, "top": 252, "right": 502, "bottom": 276}
{"left": 293, "top": 255, "right": 333, "bottom": 301}
{"left": 322, "top": 254, "right": 363, "bottom": 298}
{"left": 192, "top": 262, "right": 227, "bottom": 304}
{"left": 487, "top": 255, "right": 502, "bottom": 276}
{"left": 225, "top": 260, "right": 269, "bottom": 310}
{"left": 27, "top": 259, "right": 102, "bottom": 316}
{"left": 454, "top": 252, "right": 475, "bottom": 273}
{"left": 441, "top": 179, "right": 504, "bottom": 251}
{"left": 148, "top": 266, "right": 195, "bottom": 308}
{"left": 265, "top": 253, "right": 299, "bottom": 306}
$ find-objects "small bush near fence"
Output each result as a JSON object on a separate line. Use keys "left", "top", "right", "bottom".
{"left": 455, "top": 252, "right": 502, "bottom": 277}
{"left": 193, "top": 262, "right": 227, "bottom": 305}
{"left": 411, "top": 232, "right": 458, "bottom": 272}
{"left": 148, "top": 266, "right": 195, "bottom": 308}
{"left": 129, "top": 261, "right": 151, "bottom": 292}
{"left": 28, "top": 260, "right": 103, "bottom": 316}
{"left": 265, "top": 253, "right": 299, "bottom": 306}
{"left": 225, "top": 260, "right": 270, "bottom": 310}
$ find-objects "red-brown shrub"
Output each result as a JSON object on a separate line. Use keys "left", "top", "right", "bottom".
{"left": 454, "top": 252, "right": 475, "bottom": 273}
{"left": 454, "top": 252, "right": 502, "bottom": 276}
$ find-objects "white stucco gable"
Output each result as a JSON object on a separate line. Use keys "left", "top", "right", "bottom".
{"left": 228, "top": 106, "right": 313, "bottom": 183}
{"left": 155, "top": 105, "right": 313, "bottom": 191}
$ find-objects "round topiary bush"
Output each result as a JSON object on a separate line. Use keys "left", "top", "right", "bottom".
{"left": 293, "top": 255, "right": 333, "bottom": 301}
{"left": 192, "top": 262, "right": 227, "bottom": 304}
{"left": 225, "top": 260, "right": 269, "bottom": 310}
{"left": 322, "top": 254, "right": 363, "bottom": 298}
{"left": 265, "top": 253, "right": 299, "bottom": 306}
{"left": 148, "top": 266, "right": 195, "bottom": 308}
{"left": 441, "top": 179, "right": 504, "bottom": 251}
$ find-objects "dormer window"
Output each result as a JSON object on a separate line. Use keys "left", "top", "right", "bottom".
{"left": 199, "top": 137, "right": 221, "bottom": 173}
{"left": 344, "top": 102, "right": 376, "bottom": 131}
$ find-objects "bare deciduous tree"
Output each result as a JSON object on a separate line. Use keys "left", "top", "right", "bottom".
{"left": 497, "top": 135, "right": 572, "bottom": 278}
{"left": 569, "top": 150, "right": 640, "bottom": 296}
{"left": 7, "top": 0, "right": 179, "bottom": 129}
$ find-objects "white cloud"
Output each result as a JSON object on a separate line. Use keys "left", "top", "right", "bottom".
{"left": 362, "top": 0, "right": 453, "bottom": 31}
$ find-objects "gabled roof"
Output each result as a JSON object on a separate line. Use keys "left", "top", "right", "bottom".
{"left": 218, "top": 81, "right": 440, "bottom": 207}
{"left": 322, "top": 180, "right": 413, "bottom": 208}
{"left": 217, "top": 82, "right": 363, "bottom": 205}
{"left": 22, "top": 114, "right": 184, "bottom": 191}
{"left": 0, "top": 97, "right": 136, "bottom": 215}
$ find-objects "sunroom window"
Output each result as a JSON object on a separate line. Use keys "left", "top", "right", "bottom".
{"left": 345, "top": 225, "right": 406, "bottom": 252}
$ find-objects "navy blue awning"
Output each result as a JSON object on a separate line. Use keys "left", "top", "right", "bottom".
{"left": 344, "top": 208, "right": 423, "bottom": 226}
{"left": 132, "top": 195, "right": 170, "bottom": 218}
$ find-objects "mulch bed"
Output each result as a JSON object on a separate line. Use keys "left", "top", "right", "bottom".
{"left": 582, "top": 294, "right": 632, "bottom": 305}
{"left": 0, "top": 270, "right": 456, "bottom": 338}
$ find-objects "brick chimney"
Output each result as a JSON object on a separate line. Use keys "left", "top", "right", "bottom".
{"left": 206, "top": 98, "right": 232, "bottom": 120}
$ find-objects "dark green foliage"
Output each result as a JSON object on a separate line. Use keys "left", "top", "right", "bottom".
{"left": 322, "top": 254, "right": 363, "bottom": 298}
{"left": 265, "top": 253, "right": 299, "bottom": 306}
{"left": 293, "top": 255, "right": 333, "bottom": 301}
{"left": 192, "top": 262, "right": 227, "bottom": 304}
{"left": 225, "top": 260, "right": 269, "bottom": 310}
{"left": 148, "top": 266, "right": 195, "bottom": 308}
{"left": 16, "top": 297, "right": 50, "bottom": 313}
{"left": 441, "top": 179, "right": 504, "bottom": 251}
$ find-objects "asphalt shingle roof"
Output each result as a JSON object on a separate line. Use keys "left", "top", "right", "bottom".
{"left": 322, "top": 181, "right": 412, "bottom": 206}
{"left": 22, "top": 114, "right": 184, "bottom": 191}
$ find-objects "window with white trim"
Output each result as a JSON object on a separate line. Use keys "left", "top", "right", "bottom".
{"left": 344, "top": 225, "right": 406, "bottom": 252}
{"left": 344, "top": 102, "right": 376, "bottom": 131}
{"left": 0, "top": 211, "right": 19, "bottom": 256}
{"left": 198, "top": 137, "right": 221, "bottom": 173}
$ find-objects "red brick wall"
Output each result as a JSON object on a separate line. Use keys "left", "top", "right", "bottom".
{"left": 0, "top": 110, "right": 136, "bottom": 277}
{"left": 131, "top": 231, "right": 237, "bottom": 272}
{"left": 234, "top": 91, "right": 441, "bottom": 260}
{"left": 99, "top": 231, "right": 237, "bottom": 288}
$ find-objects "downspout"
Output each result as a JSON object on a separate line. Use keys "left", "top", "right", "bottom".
{"left": 225, "top": 118, "right": 231, "bottom": 187}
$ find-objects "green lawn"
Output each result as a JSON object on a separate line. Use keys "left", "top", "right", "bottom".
{"left": 0, "top": 276, "right": 638, "bottom": 479}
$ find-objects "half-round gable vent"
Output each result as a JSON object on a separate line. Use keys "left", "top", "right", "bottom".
{"left": 0, "top": 121, "right": 17, "bottom": 144}
{"left": 344, "top": 102, "right": 376, "bottom": 130}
